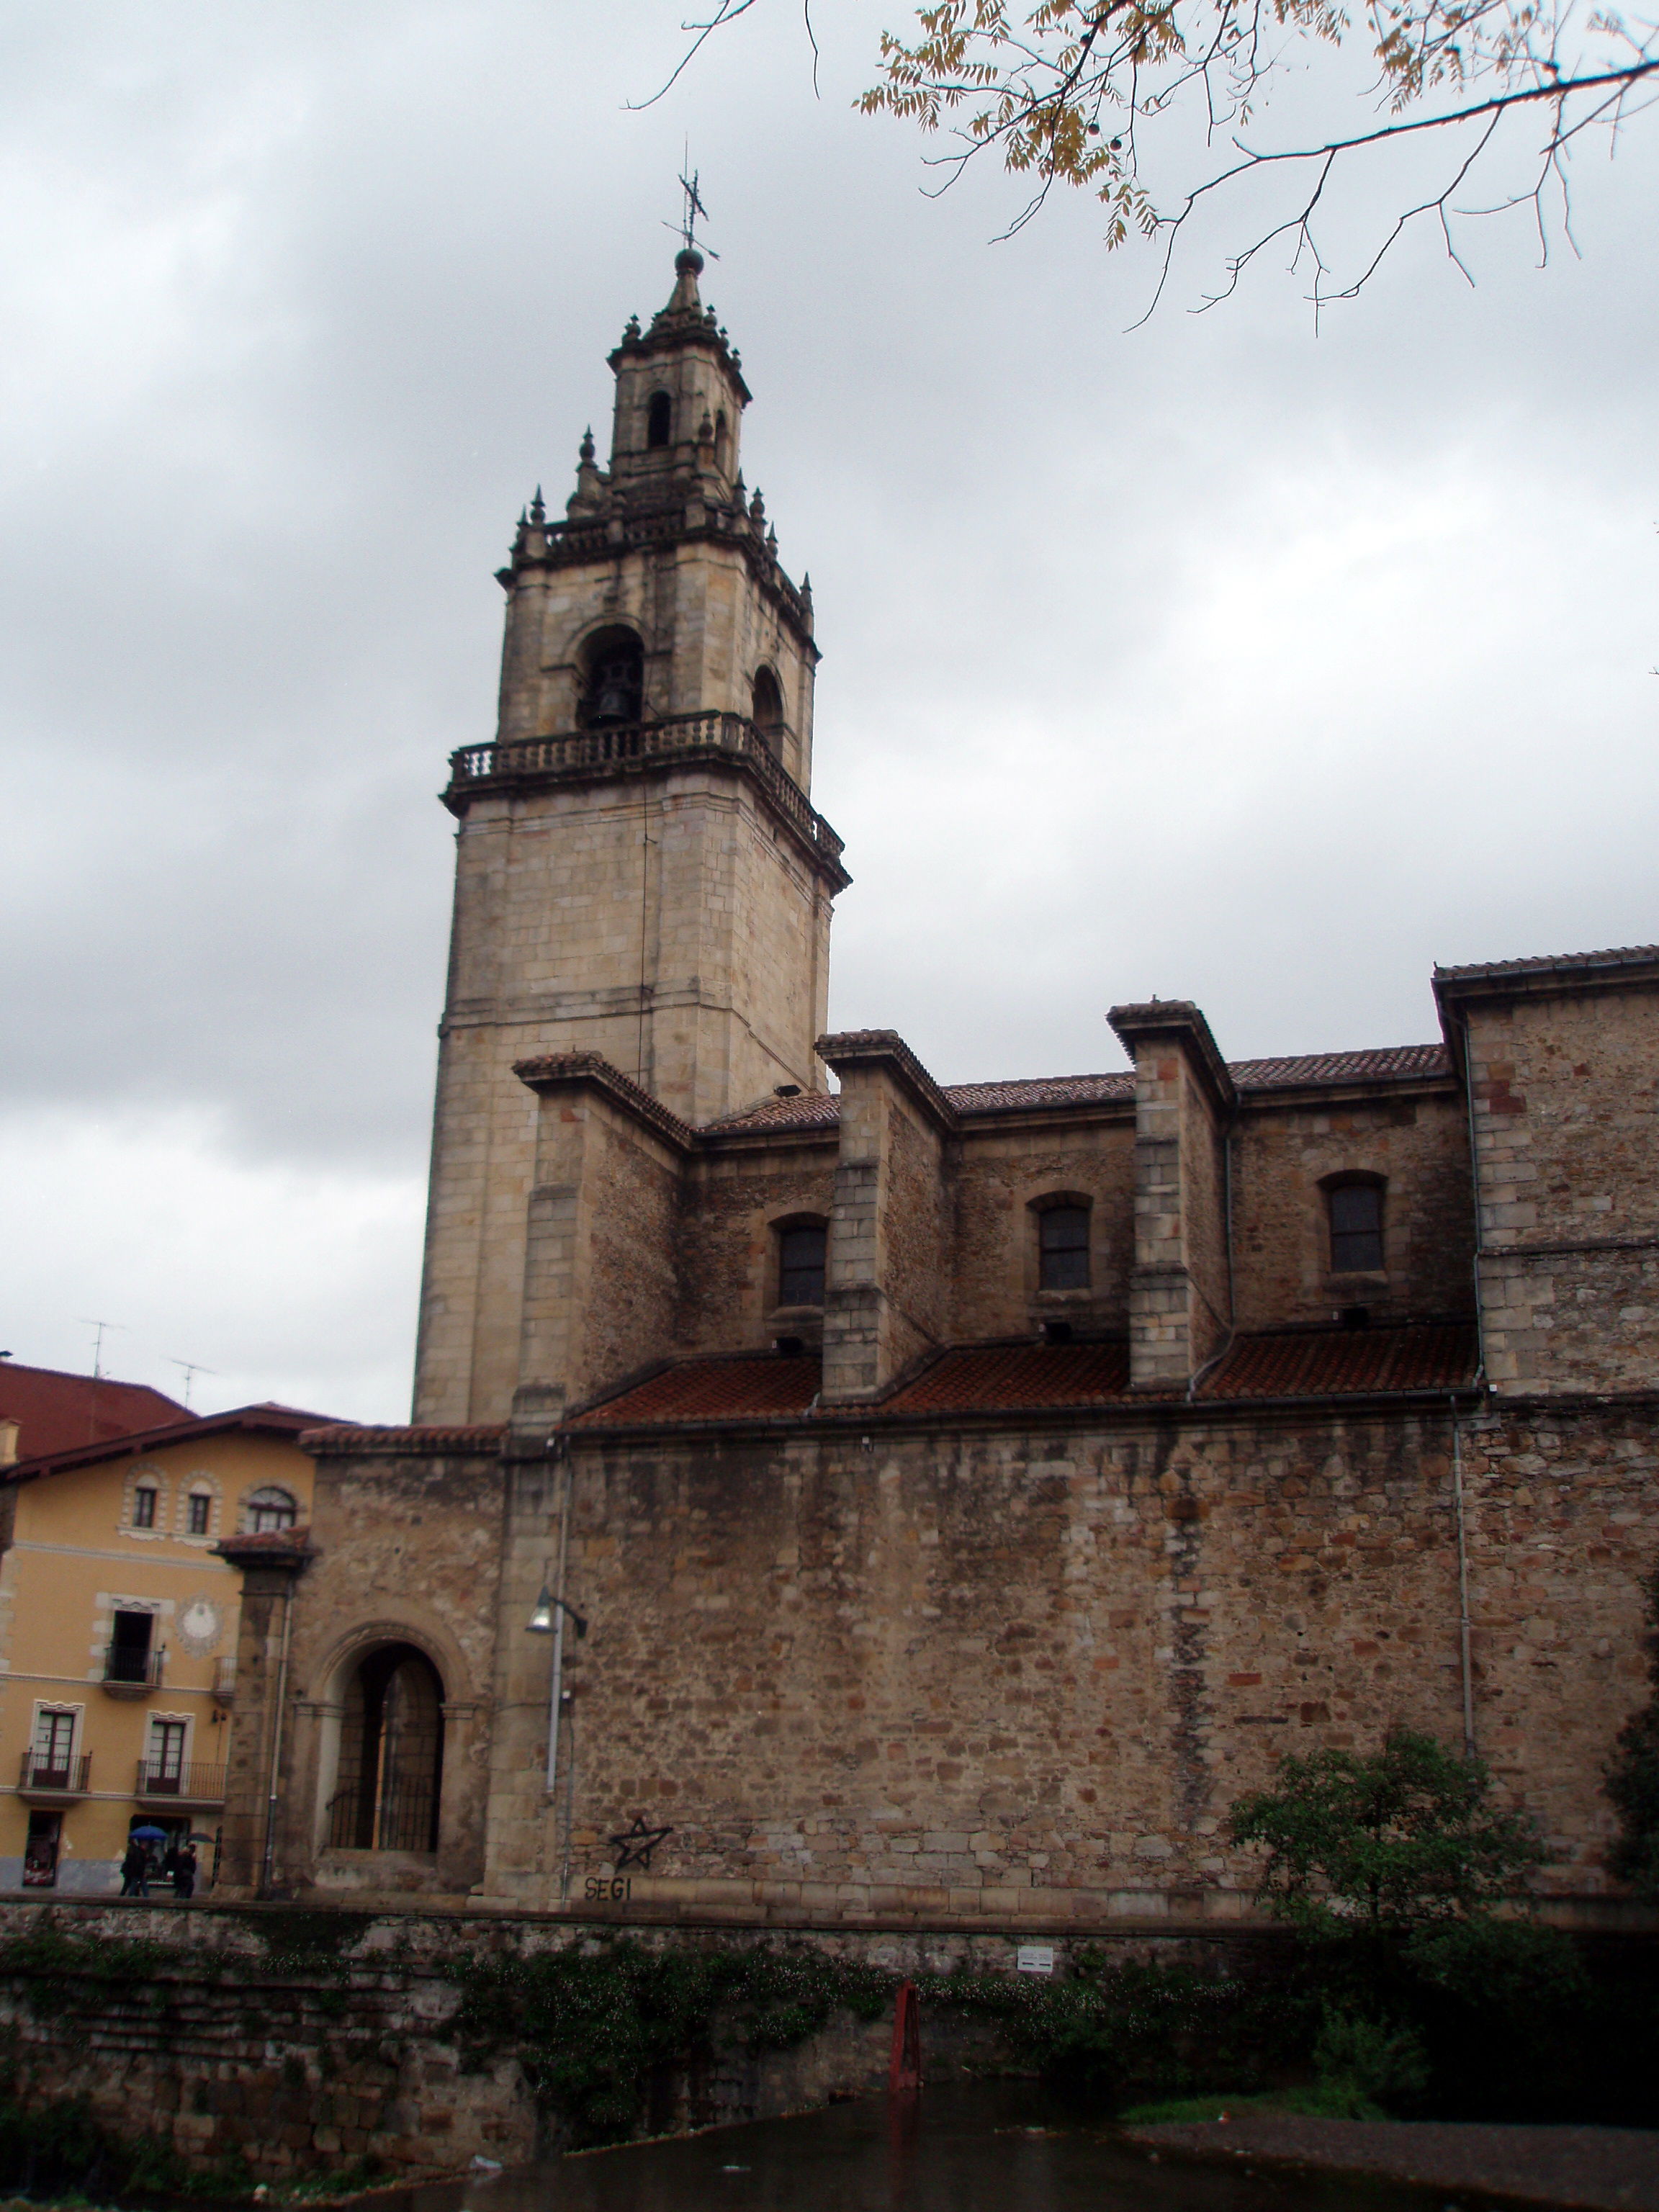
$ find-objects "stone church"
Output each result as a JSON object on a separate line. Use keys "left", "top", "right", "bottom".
{"left": 218, "top": 244, "right": 1659, "bottom": 1930}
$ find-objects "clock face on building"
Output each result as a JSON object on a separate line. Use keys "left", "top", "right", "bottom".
{"left": 177, "top": 1598, "right": 222, "bottom": 1655}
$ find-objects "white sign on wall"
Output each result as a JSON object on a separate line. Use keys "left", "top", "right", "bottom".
{"left": 1015, "top": 1944, "right": 1055, "bottom": 1976}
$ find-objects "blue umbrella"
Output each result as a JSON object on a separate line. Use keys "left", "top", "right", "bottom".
{"left": 130, "top": 1825, "right": 169, "bottom": 1841}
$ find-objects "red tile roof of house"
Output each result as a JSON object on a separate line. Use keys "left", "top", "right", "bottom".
{"left": 701, "top": 1046, "right": 1452, "bottom": 1134}
{"left": 884, "top": 1339, "right": 1133, "bottom": 1412}
{"left": 0, "top": 1362, "right": 189, "bottom": 1461}
{"left": 6, "top": 1402, "right": 343, "bottom": 1483}
{"left": 1197, "top": 1320, "right": 1478, "bottom": 1398}
{"left": 566, "top": 1322, "right": 1478, "bottom": 1429}
{"left": 573, "top": 1354, "right": 822, "bottom": 1426}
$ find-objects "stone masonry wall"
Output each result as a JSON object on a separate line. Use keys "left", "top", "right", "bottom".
{"left": 457, "top": 1395, "right": 1659, "bottom": 1921}
{"left": 947, "top": 1118, "right": 1136, "bottom": 1341}
{"left": 677, "top": 1143, "right": 840, "bottom": 1352}
{"left": 1230, "top": 1089, "right": 1474, "bottom": 1332}
{"left": 1469, "top": 989, "right": 1659, "bottom": 1392}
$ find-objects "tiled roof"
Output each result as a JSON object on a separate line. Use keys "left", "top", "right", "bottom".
{"left": 702, "top": 1046, "right": 1449, "bottom": 1135}
{"left": 0, "top": 1362, "right": 189, "bottom": 1461}
{"left": 6, "top": 1401, "right": 341, "bottom": 1483}
{"left": 1435, "top": 944, "right": 1659, "bottom": 982}
{"left": 947, "top": 1074, "right": 1134, "bottom": 1114}
{"left": 884, "top": 1340, "right": 1133, "bottom": 1413}
{"left": 573, "top": 1354, "right": 822, "bottom": 1426}
{"left": 562, "top": 1322, "right": 1475, "bottom": 1429}
{"left": 1199, "top": 1321, "right": 1478, "bottom": 1399}
{"left": 300, "top": 1423, "right": 507, "bottom": 1455}
{"left": 702, "top": 1091, "right": 842, "bottom": 1132}
{"left": 1229, "top": 1045, "right": 1451, "bottom": 1089}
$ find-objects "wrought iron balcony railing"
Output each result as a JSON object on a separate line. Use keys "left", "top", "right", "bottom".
{"left": 18, "top": 1753, "right": 91, "bottom": 1795}
{"left": 135, "top": 1761, "right": 226, "bottom": 1803}
{"left": 102, "top": 1645, "right": 164, "bottom": 1693}
{"left": 446, "top": 712, "right": 845, "bottom": 871}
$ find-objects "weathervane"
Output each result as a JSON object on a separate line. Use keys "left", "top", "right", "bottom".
{"left": 667, "top": 150, "right": 719, "bottom": 260}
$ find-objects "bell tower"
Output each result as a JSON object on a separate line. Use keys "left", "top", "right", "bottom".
{"left": 412, "top": 247, "right": 849, "bottom": 1426}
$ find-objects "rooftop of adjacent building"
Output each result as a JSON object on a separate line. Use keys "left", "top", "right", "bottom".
{"left": 0, "top": 1360, "right": 189, "bottom": 1466}
{"left": 3, "top": 1400, "right": 346, "bottom": 1485}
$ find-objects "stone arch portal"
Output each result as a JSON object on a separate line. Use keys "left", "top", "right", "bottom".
{"left": 325, "top": 1642, "right": 444, "bottom": 1854}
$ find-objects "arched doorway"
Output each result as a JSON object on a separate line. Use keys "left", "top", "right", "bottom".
{"left": 326, "top": 1642, "right": 444, "bottom": 1853}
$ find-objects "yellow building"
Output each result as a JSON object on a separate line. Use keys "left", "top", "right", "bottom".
{"left": 0, "top": 1406, "right": 324, "bottom": 1894}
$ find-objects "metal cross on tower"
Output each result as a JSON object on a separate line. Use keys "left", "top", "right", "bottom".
{"left": 673, "top": 156, "right": 717, "bottom": 258}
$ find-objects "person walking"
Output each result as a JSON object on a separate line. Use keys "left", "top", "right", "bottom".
{"left": 173, "top": 1843, "right": 198, "bottom": 1900}
{"left": 119, "top": 1838, "right": 148, "bottom": 1898}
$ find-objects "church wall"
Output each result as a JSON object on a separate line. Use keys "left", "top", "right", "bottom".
{"left": 439, "top": 1394, "right": 1658, "bottom": 1923}
{"left": 259, "top": 1444, "right": 508, "bottom": 1901}
{"left": 1230, "top": 1090, "right": 1475, "bottom": 1333}
{"left": 1178, "top": 1057, "right": 1231, "bottom": 1367}
{"left": 675, "top": 1143, "right": 839, "bottom": 1353}
{"left": 1468, "top": 987, "right": 1659, "bottom": 1393}
{"left": 946, "top": 1119, "right": 1137, "bottom": 1341}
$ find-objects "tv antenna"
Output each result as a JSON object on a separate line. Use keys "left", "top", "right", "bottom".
{"left": 78, "top": 1316, "right": 126, "bottom": 1442}
{"left": 169, "top": 1359, "right": 220, "bottom": 1411}
{"left": 666, "top": 150, "right": 718, "bottom": 260}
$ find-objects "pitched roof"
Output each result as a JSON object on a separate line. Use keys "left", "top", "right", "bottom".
{"left": 0, "top": 1362, "right": 189, "bottom": 1461}
{"left": 5, "top": 1402, "right": 343, "bottom": 1484}
{"left": 565, "top": 1321, "right": 1478, "bottom": 1429}
{"left": 1197, "top": 1320, "right": 1478, "bottom": 1398}
{"left": 701, "top": 1046, "right": 1450, "bottom": 1136}
{"left": 1435, "top": 943, "right": 1659, "bottom": 983}
{"left": 884, "top": 1339, "right": 1132, "bottom": 1412}
{"left": 573, "top": 1354, "right": 822, "bottom": 1426}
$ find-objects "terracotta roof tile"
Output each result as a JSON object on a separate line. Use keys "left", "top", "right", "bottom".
{"left": 1199, "top": 1321, "right": 1478, "bottom": 1398}
{"left": 1435, "top": 943, "right": 1659, "bottom": 982}
{"left": 1228, "top": 1045, "right": 1451, "bottom": 1089}
{"left": 300, "top": 1423, "right": 507, "bottom": 1454}
{"left": 947, "top": 1074, "right": 1134, "bottom": 1114}
{"left": 0, "top": 1362, "right": 189, "bottom": 1460}
{"left": 702, "top": 1047, "right": 1450, "bottom": 1135}
{"left": 884, "top": 1340, "right": 1133, "bottom": 1412}
{"left": 701, "top": 1092, "right": 842, "bottom": 1132}
{"left": 574, "top": 1355, "right": 822, "bottom": 1426}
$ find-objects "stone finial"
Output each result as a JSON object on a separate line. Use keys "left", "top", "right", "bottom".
{"left": 765, "top": 524, "right": 778, "bottom": 556}
{"left": 665, "top": 246, "right": 704, "bottom": 318}
{"left": 749, "top": 487, "right": 765, "bottom": 531}
{"left": 579, "top": 426, "right": 595, "bottom": 464}
{"left": 529, "top": 485, "right": 546, "bottom": 526}
{"left": 569, "top": 430, "right": 604, "bottom": 516}
{"left": 623, "top": 313, "right": 642, "bottom": 342}
{"left": 697, "top": 409, "right": 714, "bottom": 446}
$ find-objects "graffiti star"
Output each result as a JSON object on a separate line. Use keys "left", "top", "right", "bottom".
{"left": 608, "top": 1815, "right": 674, "bottom": 1871}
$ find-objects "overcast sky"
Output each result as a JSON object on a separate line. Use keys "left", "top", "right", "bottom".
{"left": 3, "top": 1, "right": 1654, "bottom": 1422}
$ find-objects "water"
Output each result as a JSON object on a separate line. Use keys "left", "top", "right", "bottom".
{"left": 390, "top": 2085, "right": 1442, "bottom": 2212}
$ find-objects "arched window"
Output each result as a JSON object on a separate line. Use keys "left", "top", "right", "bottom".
{"left": 714, "top": 410, "right": 729, "bottom": 473}
{"left": 776, "top": 1220, "right": 827, "bottom": 1308}
{"left": 245, "top": 1485, "right": 297, "bottom": 1533}
{"left": 1037, "top": 1202, "right": 1091, "bottom": 1292}
{"left": 751, "top": 666, "right": 785, "bottom": 755}
{"left": 1328, "top": 1179, "right": 1385, "bottom": 1272}
{"left": 647, "top": 390, "right": 673, "bottom": 449}
{"left": 328, "top": 1643, "right": 444, "bottom": 1854}
{"left": 581, "top": 629, "right": 644, "bottom": 728}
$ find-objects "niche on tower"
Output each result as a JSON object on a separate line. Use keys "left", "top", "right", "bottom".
{"left": 580, "top": 626, "right": 645, "bottom": 729}
{"left": 751, "top": 665, "right": 786, "bottom": 759}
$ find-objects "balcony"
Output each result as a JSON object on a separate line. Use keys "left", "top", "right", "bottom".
{"left": 18, "top": 1753, "right": 91, "bottom": 1799}
{"left": 102, "top": 1645, "right": 165, "bottom": 1699}
{"left": 444, "top": 713, "right": 848, "bottom": 881}
{"left": 135, "top": 1761, "right": 226, "bottom": 1807}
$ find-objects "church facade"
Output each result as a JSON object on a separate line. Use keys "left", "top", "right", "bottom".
{"left": 216, "top": 248, "right": 1659, "bottom": 1930}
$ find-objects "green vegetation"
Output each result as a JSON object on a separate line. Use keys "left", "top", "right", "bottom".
{"left": 1606, "top": 1565, "right": 1659, "bottom": 1895}
{"left": 1228, "top": 1729, "right": 1547, "bottom": 1934}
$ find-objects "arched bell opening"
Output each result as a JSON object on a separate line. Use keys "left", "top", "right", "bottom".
{"left": 325, "top": 1642, "right": 444, "bottom": 1854}
{"left": 750, "top": 665, "right": 786, "bottom": 759}
{"left": 580, "top": 627, "right": 644, "bottom": 729}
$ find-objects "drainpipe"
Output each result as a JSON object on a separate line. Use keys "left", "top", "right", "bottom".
{"left": 1450, "top": 1395, "right": 1477, "bottom": 1761}
{"left": 544, "top": 1443, "right": 574, "bottom": 1798}
{"left": 259, "top": 1577, "right": 297, "bottom": 1897}
{"left": 1457, "top": 1015, "right": 1489, "bottom": 1387}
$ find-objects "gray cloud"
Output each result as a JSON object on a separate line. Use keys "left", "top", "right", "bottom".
{"left": 3, "top": 0, "right": 1655, "bottom": 1415}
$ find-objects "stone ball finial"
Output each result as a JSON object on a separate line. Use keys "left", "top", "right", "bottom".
{"left": 675, "top": 247, "right": 705, "bottom": 279}
{"left": 579, "top": 427, "right": 595, "bottom": 464}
